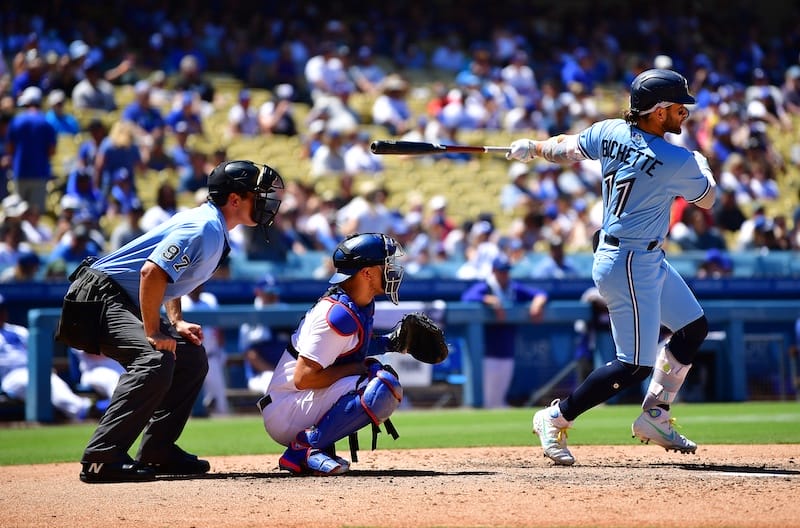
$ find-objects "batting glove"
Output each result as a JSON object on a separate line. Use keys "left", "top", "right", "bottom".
{"left": 507, "top": 139, "right": 536, "bottom": 162}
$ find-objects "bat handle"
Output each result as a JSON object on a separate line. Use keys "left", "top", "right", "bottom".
{"left": 483, "top": 146, "right": 511, "bottom": 153}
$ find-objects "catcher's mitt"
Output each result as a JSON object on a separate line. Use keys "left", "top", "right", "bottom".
{"left": 386, "top": 312, "right": 449, "bottom": 364}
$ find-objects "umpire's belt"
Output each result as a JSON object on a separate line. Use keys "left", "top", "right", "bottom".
{"left": 256, "top": 394, "right": 272, "bottom": 412}
{"left": 602, "top": 232, "right": 662, "bottom": 251}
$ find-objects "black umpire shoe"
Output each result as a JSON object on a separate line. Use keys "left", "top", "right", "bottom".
{"left": 139, "top": 446, "right": 211, "bottom": 476}
{"left": 79, "top": 460, "right": 157, "bottom": 483}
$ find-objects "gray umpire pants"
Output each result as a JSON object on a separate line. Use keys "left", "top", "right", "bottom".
{"left": 62, "top": 265, "right": 208, "bottom": 465}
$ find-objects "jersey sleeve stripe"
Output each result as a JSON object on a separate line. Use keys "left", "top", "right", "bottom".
{"left": 686, "top": 180, "right": 712, "bottom": 204}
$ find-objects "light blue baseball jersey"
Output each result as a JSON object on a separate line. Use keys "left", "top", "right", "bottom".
{"left": 578, "top": 119, "right": 711, "bottom": 243}
{"left": 92, "top": 202, "right": 229, "bottom": 306}
{"left": 576, "top": 119, "right": 708, "bottom": 366}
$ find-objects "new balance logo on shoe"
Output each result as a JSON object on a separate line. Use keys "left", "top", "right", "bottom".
{"left": 86, "top": 462, "right": 104, "bottom": 474}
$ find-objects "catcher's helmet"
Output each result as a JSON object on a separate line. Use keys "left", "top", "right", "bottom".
{"left": 630, "top": 69, "right": 695, "bottom": 112}
{"left": 329, "top": 233, "right": 405, "bottom": 304}
{"left": 207, "top": 160, "right": 283, "bottom": 230}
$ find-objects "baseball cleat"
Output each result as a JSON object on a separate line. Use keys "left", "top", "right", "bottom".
{"left": 632, "top": 408, "right": 697, "bottom": 454}
{"left": 532, "top": 399, "right": 575, "bottom": 466}
{"left": 279, "top": 443, "right": 349, "bottom": 476}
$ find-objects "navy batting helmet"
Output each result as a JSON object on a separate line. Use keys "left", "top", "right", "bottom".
{"left": 630, "top": 69, "right": 695, "bottom": 113}
{"left": 207, "top": 160, "right": 283, "bottom": 229}
{"left": 329, "top": 233, "right": 405, "bottom": 304}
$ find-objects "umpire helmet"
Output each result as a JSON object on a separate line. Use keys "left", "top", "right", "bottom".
{"left": 630, "top": 69, "right": 695, "bottom": 113}
{"left": 207, "top": 160, "right": 283, "bottom": 230}
{"left": 329, "top": 233, "right": 405, "bottom": 304}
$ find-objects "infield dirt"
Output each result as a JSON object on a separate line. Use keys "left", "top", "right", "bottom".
{"left": 2, "top": 445, "right": 798, "bottom": 528}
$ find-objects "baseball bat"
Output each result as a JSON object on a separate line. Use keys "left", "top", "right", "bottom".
{"left": 370, "top": 140, "right": 510, "bottom": 156}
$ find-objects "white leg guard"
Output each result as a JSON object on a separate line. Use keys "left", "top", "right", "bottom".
{"left": 642, "top": 346, "right": 691, "bottom": 410}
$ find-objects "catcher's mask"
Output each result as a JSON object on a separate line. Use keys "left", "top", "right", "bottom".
{"left": 630, "top": 68, "right": 695, "bottom": 114}
{"left": 328, "top": 233, "right": 405, "bottom": 304}
{"left": 207, "top": 160, "right": 284, "bottom": 239}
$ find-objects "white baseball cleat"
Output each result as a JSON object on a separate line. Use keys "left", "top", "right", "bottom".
{"left": 532, "top": 399, "right": 575, "bottom": 466}
{"left": 632, "top": 407, "right": 697, "bottom": 454}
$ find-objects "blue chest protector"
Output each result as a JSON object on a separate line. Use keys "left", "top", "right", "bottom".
{"left": 325, "top": 287, "right": 375, "bottom": 367}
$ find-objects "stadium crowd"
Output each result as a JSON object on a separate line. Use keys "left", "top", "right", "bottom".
{"left": 1, "top": 1, "right": 800, "bottom": 286}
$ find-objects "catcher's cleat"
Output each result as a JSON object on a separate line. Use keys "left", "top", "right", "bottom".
{"left": 279, "top": 443, "right": 349, "bottom": 476}
{"left": 80, "top": 459, "right": 156, "bottom": 483}
{"left": 532, "top": 399, "right": 575, "bottom": 466}
{"left": 632, "top": 408, "right": 697, "bottom": 454}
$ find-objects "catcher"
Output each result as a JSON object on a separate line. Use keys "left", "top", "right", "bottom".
{"left": 258, "top": 232, "right": 448, "bottom": 475}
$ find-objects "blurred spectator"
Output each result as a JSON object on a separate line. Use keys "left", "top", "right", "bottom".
{"left": 309, "top": 128, "right": 347, "bottom": 178}
{"left": 299, "top": 119, "right": 326, "bottom": 159}
{"left": 140, "top": 182, "right": 183, "bottom": 231}
{"left": 0, "top": 216, "right": 34, "bottom": 270}
{"left": 227, "top": 89, "right": 259, "bottom": 138}
{"left": 781, "top": 65, "right": 800, "bottom": 115}
{"left": 426, "top": 194, "right": 456, "bottom": 241}
{"left": 461, "top": 255, "right": 548, "bottom": 408}
{"left": 501, "top": 49, "right": 538, "bottom": 108}
{"left": 696, "top": 248, "right": 734, "bottom": 279}
{"left": 107, "top": 168, "right": 140, "bottom": 217}
{"left": 94, "top": 120, "right": 143, "bottom": 195}
{"left": 181, "top": 284, "right": 229, "bottom": 415}
{"left": 501, "top": 162, "right": 536, "bottom": 213}
{"left": 343, "top": 130, "right": 384, "bottom": 175}
{"left": 71, "top": 348, "right": 124, "bottom": 401}
{"left": 258, "top": 84, "right": 297, "bottom": 136}
{"left": 430, "top": 33, "right": 467, "bottom": 73}
{"left": 300, "top": 190, "right": 342, "bottom": 252}
{"left": 0, "top": 294, "right": 94, "bottom": 420}
{"left": 371, "top": 74, "right": 413, "bottom": 136}
{"left": 0, "top": 251, "right": 40, "bottom": 282}
{"left": 108, "top": 199, "right": 145, "bottom": 251}
{"left": 509, "top": 209, "right": 546, "bottom": 251}
{"left": 673, "top": 205, "right": 728, "bottom": 251}
{"left": 177, "top": 149, "right": 209, "bottom": 195}
{"left": 46, "top": 223, "right": 101, "bottom": 268}
{"left": 713, "top": 187, "right": 747, "bottom": 233}
{"left": 165, "top": 91, "right": 205, "bottom": 136}
{"left": 143, "top": 135, "right": 176, "bottom": 173}
{"left": 75, "top": 118, "right": 108, "bottom": 173}
{"left": 348, "top": 46, "right": 386, "bottom": 95}
{"left": 174, "top": 55, "right": 215, "bottom": 104}
{"left": 456, "top": 220, "right": 500, "bottom": 280}
{"left": 71, "top": 56, "right": 117, "bottom": 111}
{"left": 168, "top": 121, "right": 192, "bottom": 172}
{"left": 60, "top": 169, "right": 108, "bottom": 221}
{"left": 0, "top": 111, "right": 12, "bottom": 201}
{"left": 531, "top": 237, "right": 581, "bottom": 279}
{"left": 121, "top": 80, "right": 165, "bottom": 140}
{"left": 2, "top": 193, "right": 51, "bottom": 246}
{"left": 336, "top": 182, "right": 394, "bottom": 237}
{"left": 238, "top": 274, "right": 289, "bottom": 394}
{"left": 7, "top": 86, "right": 57, "bottom": 214}
{"left": 43, "top": 89, "right": 79, "bottom": 136}
{"left": 304, "top": 41, "right": 346, "bottom": 105}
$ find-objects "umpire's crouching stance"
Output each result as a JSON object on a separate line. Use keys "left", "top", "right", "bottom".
{"left": 56, "top": 160, "right": 283, "bottom": 483}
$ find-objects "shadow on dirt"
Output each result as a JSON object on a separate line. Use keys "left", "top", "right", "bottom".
{"left": 653, "top": 462, "right": 800, "bottom": 476}
{"left": 157, "top": 469, "right": 495, "bottom": 481}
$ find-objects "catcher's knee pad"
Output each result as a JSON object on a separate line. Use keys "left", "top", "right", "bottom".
{"left": 362, "top": 369, "right": 403, "bottom": 424}
{"left": 302, "top": 371, "right": 403, "bottom": 450}
{"left": 668, "top": 315, "right": 708, "bottom": 365}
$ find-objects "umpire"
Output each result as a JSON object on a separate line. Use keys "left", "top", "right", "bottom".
{"left": 56, "top": 160, "right": 283, "bottom": 483}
